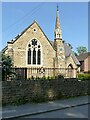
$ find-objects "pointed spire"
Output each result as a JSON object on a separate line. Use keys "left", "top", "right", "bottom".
{"left": 57, "top": 4, "right": 59, "bottom": 11}
{"left": 54, "top": 5, "right": 62, "bottom": 39}
{"left": 55, "top": 4, "right": 60, "bottom": 29}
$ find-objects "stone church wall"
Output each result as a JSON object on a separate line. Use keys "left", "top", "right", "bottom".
{"left": 9, "top": 22, "right": 56, "bottom": 68}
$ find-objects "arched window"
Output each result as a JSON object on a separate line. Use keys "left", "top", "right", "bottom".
{"left": 37, "top": 49, "right": 41, "bottom": 64}
{"left": 28, "top": 48, "right": 31, "bottom": 64}
{"left": 27, "top": 39, "right": 41, "bottom": 65}
{"left": 33, "top": 48, "right": 36, "bottom": 64}
{"left": 68, "top": 64, "right": 73, "bottom": 69}
{"left": 68, "top": 64, "right": 73, "bottom": 78}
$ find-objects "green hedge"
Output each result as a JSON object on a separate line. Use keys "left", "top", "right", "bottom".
{"left": 78, "top": 74, "right": 90, "bottom": 80}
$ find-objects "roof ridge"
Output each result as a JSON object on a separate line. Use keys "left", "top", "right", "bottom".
{"left": 3, "top": 20, "right": 55, "bottom": 51}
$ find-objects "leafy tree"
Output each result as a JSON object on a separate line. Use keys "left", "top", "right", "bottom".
{"left": 76, "top": 46, "right": 87, "bottom": 55}
{"left": 2, "top": 53, "right": 13, "bottom": 80}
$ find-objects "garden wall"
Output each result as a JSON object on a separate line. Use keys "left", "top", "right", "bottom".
{"left": 2, "top": 78, "right": 88, "bottom": 105}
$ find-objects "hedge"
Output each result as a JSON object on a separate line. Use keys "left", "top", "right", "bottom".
{"left": 78, "top": 73, "right": 90, "bottom": 80}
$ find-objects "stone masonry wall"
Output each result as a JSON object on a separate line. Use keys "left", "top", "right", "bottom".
{"left": 2, "top": 79, "right": 88, "bottom": 105}
{"left": 9, "top": 21, "right": 55, "bottom": 68}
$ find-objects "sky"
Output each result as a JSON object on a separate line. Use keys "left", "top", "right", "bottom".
{"left": 2, "top": 2, "right": 88, "bottom": 52}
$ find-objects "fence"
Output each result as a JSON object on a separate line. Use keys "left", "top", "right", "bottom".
{"left": 11, "top": 67, "right": 78, "bottom": 80}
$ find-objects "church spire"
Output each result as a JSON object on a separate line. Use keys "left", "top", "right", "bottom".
{"left": 55, "top": 4, "right": 60, "bottom": 29}
{"left": 54, "top": 5, "right": 62, "bottom": 39}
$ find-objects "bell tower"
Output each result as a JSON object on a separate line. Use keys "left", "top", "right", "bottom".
{"left": 54, "top": 5, "right": 66, "bottom": 68}
{"left": 54, "top": 5, "right": 62, "bottom": 40}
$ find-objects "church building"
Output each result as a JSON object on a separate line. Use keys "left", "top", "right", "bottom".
{"left": 2, "top": 6, "right": 80, "bottom": 78}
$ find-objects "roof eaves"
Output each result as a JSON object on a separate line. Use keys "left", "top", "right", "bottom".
{"left": 2, "top": 46, "right": 8, "bottom": 53}
{"left": 71, "top": 52, "right": 80, "bottom": 66}
{"left": 77, "top": 52, "right": 90, "bottom": 61}
{"left": 8, "top": 20, "right": 55, "bottom": 51}
{"left": 11, "top": 21, "right": 36, "bottom": 44}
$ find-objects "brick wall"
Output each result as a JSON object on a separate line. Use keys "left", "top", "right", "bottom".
{"left": 2, "top": 79, "right": 88, "bottom": 105}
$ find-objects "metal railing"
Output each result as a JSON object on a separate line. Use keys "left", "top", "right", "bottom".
{"left": 11, "top": 67, "right": 77, "bottom": 80}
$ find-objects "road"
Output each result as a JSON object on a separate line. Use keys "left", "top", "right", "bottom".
{"left": 2, "top": 96, "right": 89, "bottom": 119}
{"left": 13, "top": 104, "right": 88, "bottom": 119}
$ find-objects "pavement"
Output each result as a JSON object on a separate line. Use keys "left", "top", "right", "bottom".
{"left": 1, "top": 95, "right": 89, "bottom": 119}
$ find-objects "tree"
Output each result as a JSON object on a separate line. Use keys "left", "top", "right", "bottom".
{"left": 2, "top": 53, "right": 13, "bottom": 80}
{"left": 76, "top": 46, "right": 87, "bottom": 55}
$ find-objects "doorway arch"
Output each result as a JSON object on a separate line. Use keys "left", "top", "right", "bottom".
{"left": 68, "top": 64, "right": 73, "bottom": 78}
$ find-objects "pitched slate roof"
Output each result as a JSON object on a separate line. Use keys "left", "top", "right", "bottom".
{"left": 77, "top": 52, "right": 90, "bottom": 61}
{"left": 63, "top": 43, "right": 80, "bottom": 65}
{"left": 50, "top": 41, "right": 80, "bottom": 66}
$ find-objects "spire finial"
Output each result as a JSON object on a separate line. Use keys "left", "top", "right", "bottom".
{"left": 57, "top": 4, "right": 59, "bottom": 11}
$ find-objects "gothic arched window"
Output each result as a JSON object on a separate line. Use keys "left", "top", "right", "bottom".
{"left": 37, "top": 49, "right": 41, "bottom": 64}
{"left": 28, "top": 48, "right": 31, "bottom": 64}
{"left": 27, "top": 39, "right": 41, "bottom": 65}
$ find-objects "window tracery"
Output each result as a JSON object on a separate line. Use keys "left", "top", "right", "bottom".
{"left": 27, "top": 39, "right": 41, "bottom": 65}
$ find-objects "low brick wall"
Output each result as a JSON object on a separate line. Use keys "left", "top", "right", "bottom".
{"left": 2, "top": 78, "right": 88, "bottom": 105}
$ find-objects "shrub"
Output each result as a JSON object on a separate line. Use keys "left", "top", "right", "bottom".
{"left": 78, "top": 74, "right": 90, "bottom": 80}
{"left": 55, "top": 74, "right": 64, "bottom": 79}
{"left": 46, "top": 76, "right": 55, "bottom": 80}
{"left": 31, "top": 76, "right": 35, "bottom": 80}
{"left": 41, "top": 76, "right": 46, "bottom": 80}
{"left": 27, "top": 78, "right": 31, "bottom": 80}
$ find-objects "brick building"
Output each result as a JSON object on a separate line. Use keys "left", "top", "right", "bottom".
{"left": 77, "top": 52, "right": 90, "bottom": 73}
